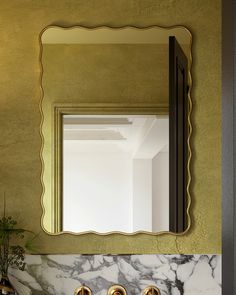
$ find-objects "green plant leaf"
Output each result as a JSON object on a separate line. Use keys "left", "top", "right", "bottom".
{"left": 0, "top": 209, "right": 38, "bottom": 274}
{"left": 24, "top": 233, "right": 40, "bottom": 253}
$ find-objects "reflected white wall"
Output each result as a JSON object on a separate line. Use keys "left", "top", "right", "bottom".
{"left": 132, "top": 159, "right": 152, "bottom": 231}
{"left": 152, "top": 152, "right": 169, "bottom": 231}
{"left": 63, "top": 144, "right": 169, "bottom": 233}
{"left": 63, "top": 142, "right": 133, "bottom": 232}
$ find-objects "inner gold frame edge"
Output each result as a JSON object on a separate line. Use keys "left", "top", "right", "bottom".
{"left": 39, "top": 25, "right": 193, "bottom": 237}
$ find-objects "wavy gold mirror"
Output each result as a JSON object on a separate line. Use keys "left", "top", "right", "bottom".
{"left": 40, "top": 26, "right": 192, "bottom": 235}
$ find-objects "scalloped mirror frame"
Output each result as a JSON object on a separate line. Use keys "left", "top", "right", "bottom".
{"left": 39, "top": 25, "right": 193, "bottom": 237}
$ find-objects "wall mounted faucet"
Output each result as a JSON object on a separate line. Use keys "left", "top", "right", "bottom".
{"left": 74, "top": 285, "right": 92, "bottom": 295}
{"left": 107, "top": 285, "right": 127, "bottom": 295}
{"left": 143, "top": 286, "right": 160, "bottom": 295}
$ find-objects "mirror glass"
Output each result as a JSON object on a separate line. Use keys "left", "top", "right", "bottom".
{"left": 41, "top": 27, "right": 191, "bottom": 234}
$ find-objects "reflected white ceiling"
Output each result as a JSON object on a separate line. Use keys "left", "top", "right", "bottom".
{"left": 63, "top": 115, "right": 169, "bottom": 159}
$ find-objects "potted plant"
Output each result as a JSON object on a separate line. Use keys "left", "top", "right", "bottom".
{"left": 0, "top": 198, "right": 37, "bottom": 295}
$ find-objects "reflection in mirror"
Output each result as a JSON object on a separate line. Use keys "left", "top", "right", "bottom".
{"left": 40, "top": 26, "right": 191, "bottom": 234}
{"left": 63, "top": 114, "right": 168, "bottom": 233}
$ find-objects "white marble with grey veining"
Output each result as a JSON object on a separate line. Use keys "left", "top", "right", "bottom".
{"left": 8, "top": 255, "right": 221, "bottom": 295}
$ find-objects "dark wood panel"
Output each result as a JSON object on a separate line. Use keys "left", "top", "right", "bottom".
{"left": 169, "top": 36, "right": 188, "bottom": 233}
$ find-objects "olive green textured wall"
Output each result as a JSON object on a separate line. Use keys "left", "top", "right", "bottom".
{"left": 0, "top": 0, "right": 221, "bottom": 253}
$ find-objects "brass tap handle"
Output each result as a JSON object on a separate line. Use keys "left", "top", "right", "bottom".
{"left": 107, "top": 285, "right": 127, "bottom": 295}
{"left": 143, "top": 286, "right": 161, "bottom": 295}
{"left": 74, "top": 285, "right": 92, "bottom": 295}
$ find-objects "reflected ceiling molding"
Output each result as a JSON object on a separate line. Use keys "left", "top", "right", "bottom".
{"left": 63, "top": 117, "right": 132, "bottom": 126}
{"left": 64, "top": 130, "right": 126, "bottom": 141}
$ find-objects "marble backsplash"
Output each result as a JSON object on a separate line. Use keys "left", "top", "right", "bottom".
{"left": 9, "top": 254, "right": 221, "bottom": 295}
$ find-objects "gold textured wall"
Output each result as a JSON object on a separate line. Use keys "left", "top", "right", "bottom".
{"left": 0, "top": 0, "right": 221, "bottom": 254}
